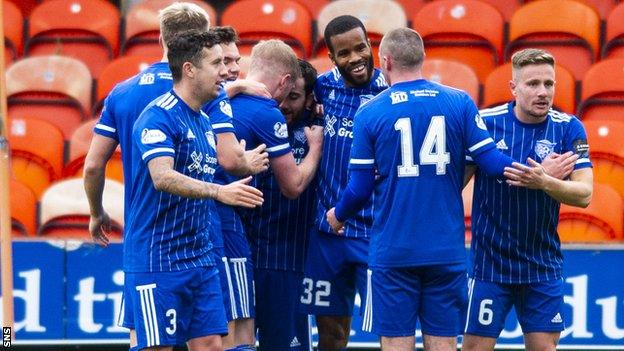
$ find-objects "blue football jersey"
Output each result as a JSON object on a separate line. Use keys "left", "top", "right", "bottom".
{"left": 94, "top": 62, "right": 172, "bottom": 220}
{"left": 202, "top": 88, "right": 235, "bottom": 251}
{"left": 125, "top": 90, "right": 219, "bottom": 272}
{"left": 241, "top": 118, "right": 317, "bottom": 272}
{"left": 349, "top": 79, "right": 495, "bottom": 268}
{"left": 469, "top": 102, "right": 592, "bottom": 284}
{"left": 315, "top": 67, "right": 387, "bottom": 238}
{"left": 213, "top": 94, "right": 293, "bottom": 259}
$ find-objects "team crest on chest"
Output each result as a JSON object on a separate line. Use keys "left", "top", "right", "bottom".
{"left": 205, "top": 131, "right": 216, "bottom": 150}
{"left": 359, "top": 94, "right": 375, "bottom": 107}
{"left": 535, "top": 139, "right": 556, "bottom": 160}
{"left": 294, "top": 129, "right": 306, "bottom": 144}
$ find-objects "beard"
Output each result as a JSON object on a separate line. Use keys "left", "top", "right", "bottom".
{"left": 337, "top": 54, "right": 374, "bottom": 87}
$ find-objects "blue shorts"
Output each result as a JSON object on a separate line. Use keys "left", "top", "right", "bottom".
{"left": 256, "top": 269, "right": 311, "bottom": 351}
{"left": 365, "top": 263, "right": 468, "bottom": 337}
{"left": 300, "top": 228, "right": 368, "bottom": 317}
{"left": 122, "top": 267, "right": 227, "bottom": 349}
{"left": 464, "top": 278, "right": 565, "bottom": 337}
{"left": 217, "top": 255, "right": 255, "bottom": 321}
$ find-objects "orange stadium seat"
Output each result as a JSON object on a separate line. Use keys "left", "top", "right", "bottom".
{"left": 292, "top": 0, "right": 330, "bottom": 19}
{"left": 315, "top": 0, "right": 407, "bottom": 66}
{"left": 10, "top": 179, "right": 37, "bottom": 236}
{"left": 578, "top": 58, "right": 624, "bottom": 122}
{"left": 582, "top": 120, "right": 624, "bottom": 200}
{"left": 221, "top": 0, "right": 313, "bottom": 58}
{"left": 64, "top": 119, "right": 124, "bottom": 183}
{"left": 122, "top": 0, "right": 216, "bottom": 57}
{"left": 25, "top": 0, "right": 120, "bottom": 78}
{"left": 39, "top": 178, "right": 124, "bottom": 240}
{"left": 525, "top": 0, "right": 615, "bottom": 19}
{"left": 482, "top": 63, "right": 576, "bottom": 114}
{"left": 558, "top": 183, "right": 623, "bottom": 242}
{"left": 6, "top": 55, "right": 92, "bottom": 140}
{"left": 603, "top": 2, "right": 624, "bottom": 58}
{"left": 506, "top": 0, "right": 600, "bottom": 81}
{"left": 3, "top": 0, "right": 23, "bottom": 67}
{"left": 476, "top": 0, "right": 522, "bottom": 22}
{"left": 8, "top": 117, "right": 65, "bottom": 199}
{"left": 6, "top": 0, "right": 38, "bottom": 18}
{"left": 463, "top": 178, "right": 474, "bottom": 242}
{"left": 392, "top": 0, "right": 428, "bottom": 17}
{"left": 95, "top": 55, "right": 159, "bottom": 113}
{"left": 412, "top": 0, "right": 504, "bottom": 83}
{"left": 422, "top": 59, "right": 480, "bottom": 104}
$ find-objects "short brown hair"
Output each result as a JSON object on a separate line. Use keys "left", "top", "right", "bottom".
{"left": 379, "top": 28, "right": 425, "bottom": 70}
{"left": 168, "top": 30, "right": 219, "bottom": 83}
{"left": 159, "top": 2, "right": 210, "bottom": 48}
{"left": 210, "top": 26, "right": 239, "bottom": 45}
{"left": 511, "top": 48, "right": 555, "bottom": 70}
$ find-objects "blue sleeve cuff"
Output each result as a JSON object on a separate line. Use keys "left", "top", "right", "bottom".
{"left": 334, "top": 168, "right": 375, "bottom": 222}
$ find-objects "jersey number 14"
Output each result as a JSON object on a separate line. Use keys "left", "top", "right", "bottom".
{"left": 394, "top": 116, "right": 450, "bottom": 177}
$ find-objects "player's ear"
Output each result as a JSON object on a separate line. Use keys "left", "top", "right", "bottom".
{"left": 509, "top": 79, "right": 517, "bottom": 96}
{"left": 182, "top": 61, "right": 195, "bottom": 78}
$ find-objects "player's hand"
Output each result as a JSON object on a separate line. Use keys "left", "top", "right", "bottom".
{"left": 216, "top": 176, "right": 264, "bottom": 208}
{"left": 242, "top": 140, "right": 269, "bottom": 175}
{"left": 233, "top": 79, "right": 271, "bottom": 98}
{"left": 304, "top": 125, "right": 324, "bottom": 150}
{"left": 89, "top": 211, "right": 111, "bottom": 248}
{"left": 541, "top": 151, "right": 578, "bottom": 180}
{"left": 504, "top": 158, "right": 550, "bottom": 190}
{"left": 326, "top": 207, "right": 345, "bottom": 235}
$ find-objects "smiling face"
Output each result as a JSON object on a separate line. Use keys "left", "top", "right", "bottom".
{"left": 511, "top": 63, "right": 555, "bottom": 124}
{"left": 221, "top": 42, "right": 241, "bottom": 81}
{"left": 328, "top": 27, "right": 374, "bottom": 87}
{"left": 193, "top": 45, "right": 228, "bottom": 102}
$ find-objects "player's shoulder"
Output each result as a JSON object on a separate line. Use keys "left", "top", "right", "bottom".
{"left": 547, "top": 108, "right": 578, "bottom": 124}
{"left": 479, "top": 103, "right": 512, "bottom": 119}
{"left": 317, "top": 67, "right": 341, "bottom": 85}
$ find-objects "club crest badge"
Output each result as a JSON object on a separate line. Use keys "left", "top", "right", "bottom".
{"left": 535, "top": 139, "right": 556, "bottom": 160}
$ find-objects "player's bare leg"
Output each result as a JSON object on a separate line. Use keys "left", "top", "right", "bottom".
{"left": 222, "top": 318, "right": 255, "bottom": 350}
{"left": 187, "top": 334, "right": 223, "bottom": 351}
{"left": 461, "top": 334, "right": 496, "bottom": 351}
{"left": 524, "top": 332, "right": 560, "bottom": 351}
{"left": 380, "top": 335, "right": 414, "bottom": 351}
{"left": 316, "top": 315, "right": 351, "bottom": 351}
{"left": 422, "top": 335, "right": 457, "bottom": 351}
{"left": 129, "top": 329, "right": 138, "bottom": 349}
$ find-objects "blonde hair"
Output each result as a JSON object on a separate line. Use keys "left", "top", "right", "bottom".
{"left": 159, "top": 2, "right": 210, "bottom": 48}
{"left": 248, "top": 40, "right": 301, "bottom": 80}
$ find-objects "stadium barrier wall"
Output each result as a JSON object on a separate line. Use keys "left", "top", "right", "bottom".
{"left": 0, "top": 241, "right": 622, "bottom": 349}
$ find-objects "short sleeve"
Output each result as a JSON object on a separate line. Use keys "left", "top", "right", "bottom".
{"left": 566, "top": 117, "right": 592, "bottom": 170}
{"left": 349, "top": 109, "right": 375, "bottom": 170}
{"left": 204, "top": 90, "right": 235, "bottom": 134}
{"left": 94, "top": 93, "right": 119, "bottom": 141}
{"left": 254, "top": 108, "right": 292, "bottom": 158}
{"left": 133, "top": 107, "right": 180, "bottom": 164}
{"left": 464, "top": 96, "right": 495, "bottom": 158}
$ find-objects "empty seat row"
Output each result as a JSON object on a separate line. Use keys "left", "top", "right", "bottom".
{"left": 5, "top": 0, "right": 624, "bottom": 82}
{"left": 10, "top": 177, "right": 124, "bottom": 239}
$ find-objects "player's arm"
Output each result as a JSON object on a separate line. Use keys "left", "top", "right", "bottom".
{"left": 504, "top": 160, "right": 593, "bottom": 208}
{"left": 327, "top": 168, "right": 375, "bottom": 234}
{"left": 146, "top": 156, "right": 263, "bottom": 207}
{"left": 83, "top": 134, "right": 118, "bottom": 247}
{"left": 216, "top": 133, "right": 269, "bottom": 176}
{"left": 225, "top": 79, "right": 271, "bottom": 99}
{"left": 463, "top": 165, "right": 476, "bottom": 188}
{"left": 271, "top": 125, "right": 323, "bottom": 199}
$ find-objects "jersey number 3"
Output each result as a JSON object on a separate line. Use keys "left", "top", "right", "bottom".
{"left": 394, "top": 116, "right": 450, "bottom": 177}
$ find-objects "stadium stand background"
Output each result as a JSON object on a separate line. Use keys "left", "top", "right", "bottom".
{"left": 3, "top": 0, "right": 624, "bottom": 242}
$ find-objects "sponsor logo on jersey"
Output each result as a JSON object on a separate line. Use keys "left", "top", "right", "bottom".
{"left": 551, "top": 312, "right": 563, "bottom": 323}
{"left": 290, "top": 336, "right": 301, "bottom": 347}
{"left": 390, "top": 91, "right": 408, "bottom": 104}
{"left": 205, "top": 131, "right": 216, "bottom": 150}
{"left": 496, "top": 139, "right": 508, "bottom": 150}
{"left": 141, "top": 129, "right": 166, "bottom": 144}
{"left": 324, "top": 115, "right": 337, "bottom": 137}
{"left": 359, "top": 94, "right": 375, "bottom": 106}
{"left": 139, "top": 73, "right": 155, "bottom": 85}
{"left": 475, "top": 114, "right": 488, "bottom": 131}
{"left": 187, "top": 129, "right": 196, "bottom": 139}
